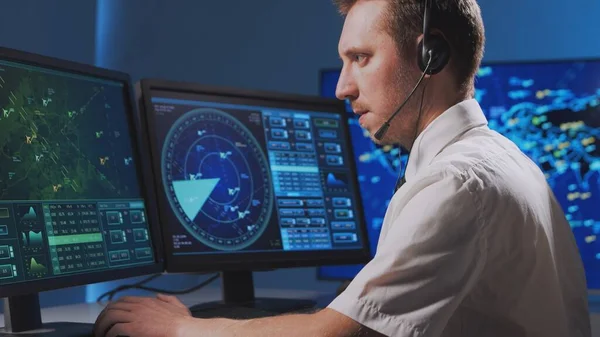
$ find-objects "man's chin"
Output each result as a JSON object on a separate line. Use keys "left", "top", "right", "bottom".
{"left": 369, "top": 134, "right": 392, "bottom": 145}
{"left": 365, "top": 130, "right": 389, "bottom": 145}
{"left": 360, "top": 123, "right": 390, "bottom": 145}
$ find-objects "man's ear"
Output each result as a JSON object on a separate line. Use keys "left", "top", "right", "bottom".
{"left": 416, "top": 29, "right": 451, "bottom": 75}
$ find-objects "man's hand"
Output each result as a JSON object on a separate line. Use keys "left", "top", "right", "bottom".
{"left": 93, "top": 294, "right": 194, "bottom": 337}
{"left": 94, "top": 294, "right": 383, "bottom": 337}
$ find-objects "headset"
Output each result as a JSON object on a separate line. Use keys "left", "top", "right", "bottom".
{"left": 373, "top": 0, "right": 451, "bottom": 141}
{"left": 418, "top": 0, "right": 451, "bottom": 75}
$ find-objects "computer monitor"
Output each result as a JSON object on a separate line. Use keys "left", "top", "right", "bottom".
{"left": 318, "top": 59, "right": 600, "bottom": 289}
{"left": 318, "top": 69, "right": 408, "bottom": 281}
{"left": 0, "top": 47, "right": 163, "bottom": 335}
{"left": 136, "top": 79, "right": 370, "bottom": 314}
{"left": 475, "top": 59, "right": 600, "bottom": 289}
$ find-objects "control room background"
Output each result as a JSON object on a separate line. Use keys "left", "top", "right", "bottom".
{"left": 0, "top": 0, "right": 598, "bottom": 309}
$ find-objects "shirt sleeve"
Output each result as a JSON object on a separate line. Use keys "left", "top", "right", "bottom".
{"left": 327, "top": 169, "right": 488, "bottom": 337}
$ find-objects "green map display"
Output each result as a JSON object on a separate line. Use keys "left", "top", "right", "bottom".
{"left": 0, "top": 60, "right": 141, "bottom": 201}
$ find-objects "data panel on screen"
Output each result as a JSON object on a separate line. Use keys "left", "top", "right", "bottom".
{"left": 0, "top": 59, "right": 155, "bottom": 285}
{"left": 148, "top": 91, "right": 366, "bottom": 255}
{"left": 319, "top": 61, "right": 600, "bottom": 285}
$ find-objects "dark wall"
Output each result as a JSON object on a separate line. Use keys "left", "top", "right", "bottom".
{"left": 480, "top": 0, "right": 600, "bottom": 62}
{"left": 0, "top": 0, "right": 96, "bottom": 65}
{"left": 95, "top": 0, "right": 344, "bottom": 95}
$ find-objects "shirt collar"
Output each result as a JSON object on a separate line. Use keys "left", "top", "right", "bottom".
{"left": 404, "top": 99, "right": 488, "bottom": 181}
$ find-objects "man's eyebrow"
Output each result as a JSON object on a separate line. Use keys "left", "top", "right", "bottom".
{"left": 340, "top": 46, "right": 366, "bottom": 58}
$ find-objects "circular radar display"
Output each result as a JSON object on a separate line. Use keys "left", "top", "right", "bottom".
{"left": 161, "top": 107, "right": 273, "bottom": 251}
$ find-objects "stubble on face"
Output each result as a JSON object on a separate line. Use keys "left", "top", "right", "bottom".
{"left": 337, "top": 0, "right": 423, "bottom": 148}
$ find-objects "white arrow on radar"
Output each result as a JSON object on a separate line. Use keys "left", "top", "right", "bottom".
{"left": 173, "top": 178, "right": 220, "bottom": 220}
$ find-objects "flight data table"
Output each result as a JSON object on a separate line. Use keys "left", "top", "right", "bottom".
{"left": 0, "top": 200, "right": 154, "bottom": 284}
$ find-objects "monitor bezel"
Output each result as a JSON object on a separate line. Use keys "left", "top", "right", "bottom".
{"left": 137, "top": 78, "right": 372, "bottom": 273}
{"left": 0, "top": 47, "right": 164, "bottom": 298}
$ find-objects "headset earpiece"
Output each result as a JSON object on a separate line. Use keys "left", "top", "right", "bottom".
{"left": 418, "top": 0, "right": 451, "bottom": 75}
{"left": 374, "top": 0, "right": 451, "bottom": 141}
{"left": 417, "top": 35, "right": 450, "bottom": 75}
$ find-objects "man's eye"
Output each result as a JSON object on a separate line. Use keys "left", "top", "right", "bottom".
{"left": 354, "top": 55, "right": 366, "bottom": 62}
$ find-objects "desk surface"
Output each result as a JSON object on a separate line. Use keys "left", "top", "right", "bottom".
{"left": 2, "top": 288, "right": 600, "bottom": 336}
{"left": 0, "top": 287, "right": 332, "bottom": 326}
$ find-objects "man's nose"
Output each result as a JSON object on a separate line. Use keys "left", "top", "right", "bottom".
{"left": 335, "top": 71, "right": 357, "bottom": 101}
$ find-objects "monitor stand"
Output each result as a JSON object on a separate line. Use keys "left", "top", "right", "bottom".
{"left": 189, "top": 270, "right": 317, "bottom": 319}
{"left": 0, "top": 293, "right": 93, "bottom": 336}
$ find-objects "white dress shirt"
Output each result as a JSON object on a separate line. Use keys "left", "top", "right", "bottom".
{"left": 328, "top": 99, "right": 591, "bottom": 337}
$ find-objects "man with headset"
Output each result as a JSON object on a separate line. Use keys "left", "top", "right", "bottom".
{"left": 94, "top": 0, "right": 591, "bottom": 336}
